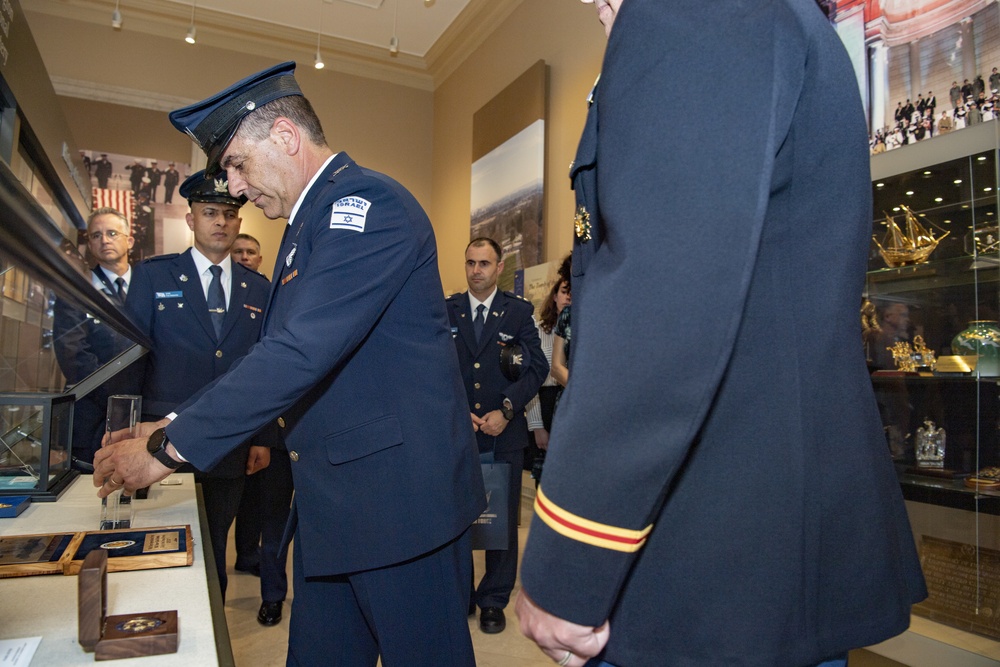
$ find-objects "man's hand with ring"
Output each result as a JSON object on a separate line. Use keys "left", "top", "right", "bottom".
{"left": 93, "top": 436, "right": 175, "bottom": 498}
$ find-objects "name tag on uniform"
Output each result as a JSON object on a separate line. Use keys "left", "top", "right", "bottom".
{"left": 155, "top": 291, "right": 183, "bottom": 299}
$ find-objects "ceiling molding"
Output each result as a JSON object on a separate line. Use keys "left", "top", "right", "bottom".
{"left": 426, "top": 0, "right": 523, "bottom": 88}
{"left": 27, "top": 0, "right": 523, "bottom": 92}
{"left": 50, "top": 75, "right": 196, "bottom": 112}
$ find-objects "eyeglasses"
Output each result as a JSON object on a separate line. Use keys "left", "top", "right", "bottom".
{"left": 88, "top": 230, "right": 125, "bottom": 241}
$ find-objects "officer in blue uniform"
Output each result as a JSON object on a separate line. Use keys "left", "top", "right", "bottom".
{"left": 94, "top": 62, "right": 484, "bottom": 666}
{"left": 517, "top": 2, "right": 926, "bottom": 666}
{"left": 124, "top": 171, "right": 271, "bottom": 600}
{"left": 447, "top": 237, "right": 547, "bottom": 634}
{"left": 54, "top": 207, "right": 135, "bottom": 469}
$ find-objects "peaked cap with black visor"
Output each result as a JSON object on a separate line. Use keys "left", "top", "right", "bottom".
{"left": 168, "top": 61, "right": 302, "bottom": 177}
{"left": 179, "top": 170, "right": 247, "bottom": 208}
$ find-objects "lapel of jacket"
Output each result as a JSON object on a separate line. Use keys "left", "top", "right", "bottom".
{"left": 454, "top": 292, "right": 478, "bottom": 354}
{"left": 477, "top": 291, "right": 507, "bottom": 356}
{"left": 176, "top": 249, "right": 216, "bottom": 342}
{"left": 261, "top": 152, "right": 354, "bottom": 331}
{"left": 92, "top": 266, "right": 121, "bottom": 304}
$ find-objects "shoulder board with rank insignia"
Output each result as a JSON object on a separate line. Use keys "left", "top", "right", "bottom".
{"left": 142, "top": 253, "right": 180, "bottom": 265}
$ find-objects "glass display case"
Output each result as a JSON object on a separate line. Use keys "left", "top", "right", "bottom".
{"left": 867, "top": 137, "right": 1000, "bottom": 661}
{"left": 0, "top": 392, "right": 73, "bottom": 498}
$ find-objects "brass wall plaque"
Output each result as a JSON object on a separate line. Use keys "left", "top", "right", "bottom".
{"left": 915, "top": 535, "right": 1000, "bottom": 638}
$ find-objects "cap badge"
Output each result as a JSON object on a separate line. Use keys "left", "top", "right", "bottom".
{"left": 245, "top": 101, "right": 256, "bottom": 111}
{"left": 214, "top": 178, "right": 229, "bottom": 194}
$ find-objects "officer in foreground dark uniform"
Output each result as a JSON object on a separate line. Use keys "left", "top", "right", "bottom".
{"left": 517, "top": 1, "right": 926, "bottom": 666}
{"left": 124, "top": 171, "right": 271, "bottom": 600}
{"left": 95, "top": 61, "right": 484, "bottom": 666}
{"left": 448, "top": 237, "right": 547, "bottom": 634}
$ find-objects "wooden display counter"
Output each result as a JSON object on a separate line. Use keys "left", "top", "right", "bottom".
{"left": 0, "top": 474, "right": 232, "bottom": 665}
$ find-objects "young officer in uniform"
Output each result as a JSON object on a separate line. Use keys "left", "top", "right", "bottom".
{"left": 95, "top": 62, "right": 483, "bottom": 666}
{"left": 124, "top": 171, "right": 271, "bottom": 600}
{"left": 517, "top": 1, "right": 926, "bottom": 666}
{"left": 447, "top": 237, "right": 547, "bottom": 634}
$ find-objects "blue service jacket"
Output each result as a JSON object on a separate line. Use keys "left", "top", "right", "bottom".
{"left": 166, "top": 152, "right": 485, "bottom": 577}
{"left": 126, "top": 249, "right": 269, "bottom": 478}
{"left": 520, "top": 2, "right": 927, "bottom": 666}
{"left": 447, "top": 290, "right": 548, "bottom": 453}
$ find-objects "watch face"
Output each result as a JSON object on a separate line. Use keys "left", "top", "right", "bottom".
{"left": 146, "top": 428, "right": 166, "bottom": 453}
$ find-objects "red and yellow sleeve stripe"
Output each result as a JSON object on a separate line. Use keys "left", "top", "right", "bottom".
{"left": 534, "top": 486, "right": 652, "bottom": 553}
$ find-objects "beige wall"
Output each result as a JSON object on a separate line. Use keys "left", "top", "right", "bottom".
{"left": 24, "top": 5, "right": 607, "bottom": 291}
{"left": 431, "top": 3, "right": 606, "bottom": 294}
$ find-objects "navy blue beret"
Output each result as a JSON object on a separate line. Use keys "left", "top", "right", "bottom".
{"left": 179, "top": 170, "right": 247, "bottom": 207}
{"left": 169, "top": 61, "right": 302, "bottom": 176}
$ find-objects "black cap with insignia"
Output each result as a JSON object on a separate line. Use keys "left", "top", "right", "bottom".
{"left": 499, "top": 344, "right": 524, "bottom": 382}
{"left": 168, "top": 61, "right": 302, "bottom": 176}
{"left": 179, "top": 170, "right": 247, "bottom": 207}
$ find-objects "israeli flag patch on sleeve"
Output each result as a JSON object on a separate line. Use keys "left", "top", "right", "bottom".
{"left": 330, "top": 196, "right": 371, "bottom": 232}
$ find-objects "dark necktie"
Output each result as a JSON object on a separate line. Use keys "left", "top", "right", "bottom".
{"left": 208, "top": 265, "right": 225, "bottom": 339}
{"left": 114, "top": 277, "right": 126, "bottom": 305}
{"left": 474, "top": 304, "right": 486, "bottom": 343}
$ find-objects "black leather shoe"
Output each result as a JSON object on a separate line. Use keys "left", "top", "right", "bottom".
{"left": 479, "top": 606, "right": 505, "bottom": 634}
{"left": 257, "top": 601, "right": 283, "bottom": 626}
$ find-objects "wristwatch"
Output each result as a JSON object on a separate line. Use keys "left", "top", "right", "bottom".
{"left": 147, "top": 428, "right": 183, "bottom": 469}
{"left": 500, "top": 398, "right": 514, "bottom": 421}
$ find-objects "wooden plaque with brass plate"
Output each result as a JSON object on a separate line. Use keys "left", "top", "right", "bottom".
{"left": 78, "top": 549, "right": 179, "bottom": 660}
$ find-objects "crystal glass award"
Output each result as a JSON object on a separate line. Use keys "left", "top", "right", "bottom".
{"left": 100, "top": 395, "right": 141, "bottom": 529}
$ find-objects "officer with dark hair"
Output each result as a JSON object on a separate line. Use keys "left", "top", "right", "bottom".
{"left": 124, "top": 171, "right": 271, "bottom": 600}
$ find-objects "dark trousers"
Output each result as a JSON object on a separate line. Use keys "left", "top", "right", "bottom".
{"left": 474, "top": 447, "right": 524, "bottom": 609}
{"left": 199, "top": 475, "right": 245, "bottom": 601}
{"left": 287, "top": 530, "right": 475, "bottom": 667}
{"left": 235, "top": 448, "right": 294, "bottom": 602}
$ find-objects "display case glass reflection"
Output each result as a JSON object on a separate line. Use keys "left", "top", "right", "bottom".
{"left": 0, "top": 225, "right": 145, "bottom": 499}
{"left": 866, "top": 150, "right": 1000, "bottom": 472}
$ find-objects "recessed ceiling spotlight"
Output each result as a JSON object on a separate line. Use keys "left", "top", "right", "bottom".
{"left": 934, "top": 197, "right": 943, "bottom": 202}
{"left": 876, "top": 183, "right": 884, "bottom": 188}
{"left": 954, "top": 179, "right": 963, "bottom": 184}
{"left": 905, "top": 191, "right": 914, "bottom": 196}
{"left": 892, "top": 207, "right": 901, "bottom": 211}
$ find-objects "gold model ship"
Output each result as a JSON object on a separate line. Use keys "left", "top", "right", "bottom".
{"left": 873, "top": 204, "right": 949, "bottom": 268}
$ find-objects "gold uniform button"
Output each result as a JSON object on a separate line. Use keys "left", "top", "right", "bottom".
{"left": 474, "top": 383, "right": 481, "bottom": 389}
{"left": 289, "top": 451, "right": 299, "bottom": 462}
{"left": 277, "top": 417, "right": 286, "bottom": 428}
{"left": 215, "top": 350, "right": 223, "bottom": 358}
{"left": 475, "top": 403, "right": 481, "bottom": 409}
{"left": 474, "top": 362, "right": 480, "bottom": 369}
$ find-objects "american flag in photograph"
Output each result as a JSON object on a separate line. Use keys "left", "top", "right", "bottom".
{"left": 92, "top": 188, "right": 134, "bottom": 223}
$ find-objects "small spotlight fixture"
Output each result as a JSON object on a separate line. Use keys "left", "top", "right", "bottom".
{"left": 979, "top": 156, "right": 988, "bottom": 161}
{"left": 185, "top": 1, "right": 197, "bottom": 44}
{"left": 389, "top": 0, "right": 399, "bottom": 55}
{"left": 314, "top": 51, "right": 325, "bottom": 69}
{"left": 934, "top": 197, "right": 943, "bottom": 202}
{"left": 985, "top": 187, "right": 993, "bottom": 192}
{"left": 892, "top": 207, "right": 900, "bottom": 212}
{"left": 905, "top": 191, "right": 914, "bottom": 196}
{"left": 923, "top": 171, "right": 932, "bottom": 175}
{"left": 876, "top": 182, "right": 884, "bottom": 188}
{"left": 954, "top": 179, "right": 963, "bottom": 184}
{"left": 111, "top": 0, "right": 122, "bottom": 29}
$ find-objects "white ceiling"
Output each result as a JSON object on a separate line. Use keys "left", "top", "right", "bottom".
{"left": 167, "top": 0, "right": 471, "bottom": 57}
{"left": 27, "top": 0, "right": 523, "bottom": 90}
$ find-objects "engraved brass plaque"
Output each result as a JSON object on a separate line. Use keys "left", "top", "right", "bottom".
{"left": 143, "top": 531, "right": 179, "bottom": 553}
{"left": 915, "top": 535, "right": 1000, "bottom": 639}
